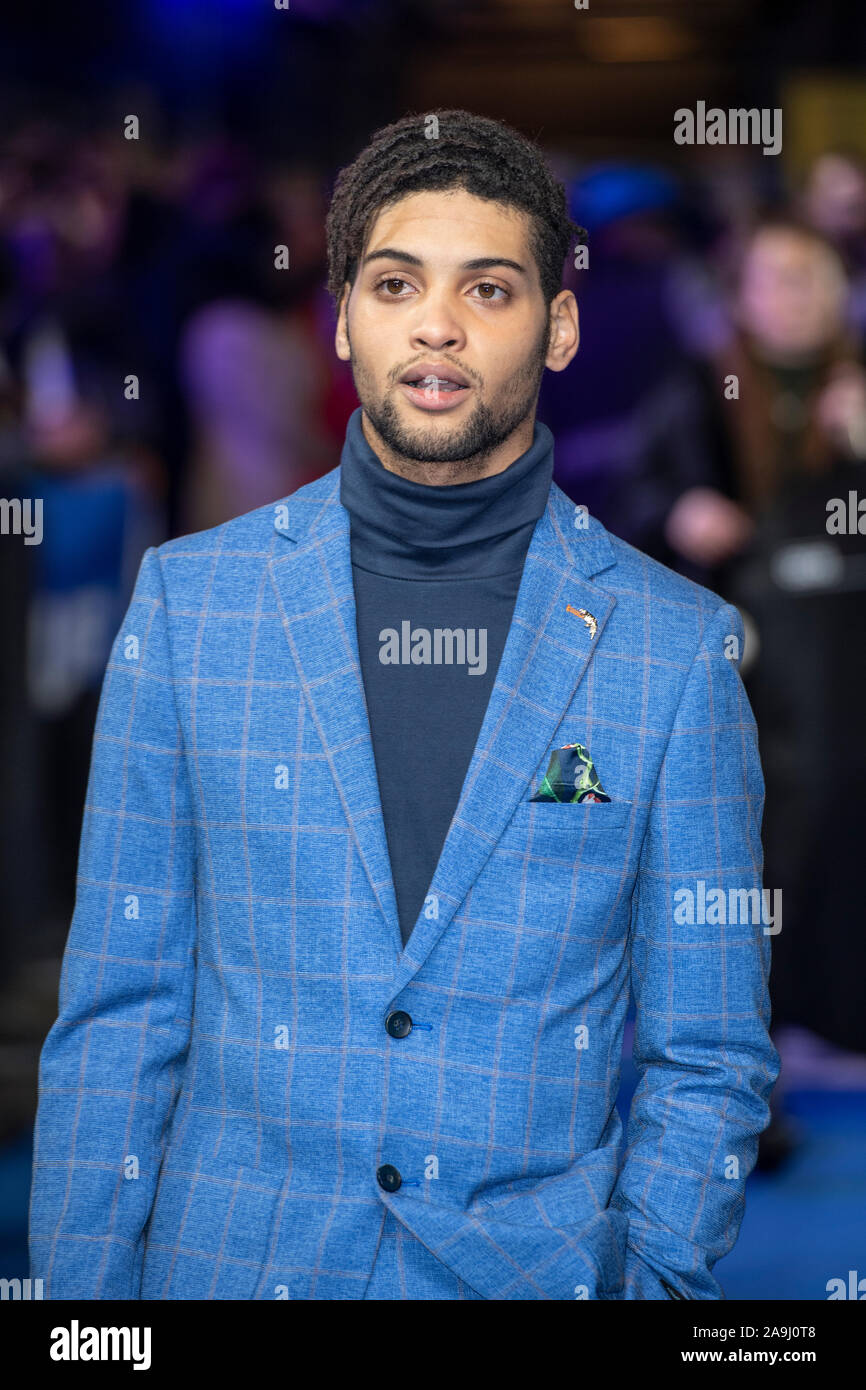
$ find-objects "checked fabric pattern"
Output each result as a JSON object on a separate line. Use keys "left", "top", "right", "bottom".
{"left": 29, "top": 468, "right": 780, "bottom": 1300}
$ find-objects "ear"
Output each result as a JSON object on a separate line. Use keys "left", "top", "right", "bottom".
{"left": 335, "top": 283, "right": 352, "bottom": 361}
{"left": 545, "top": 289, "right": 579, "bottom": 373}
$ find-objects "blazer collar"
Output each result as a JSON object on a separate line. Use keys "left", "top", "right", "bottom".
{"left": 273, "top": 464, "right": 618, "bottom": 580}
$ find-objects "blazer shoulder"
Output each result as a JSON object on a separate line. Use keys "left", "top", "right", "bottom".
{"left": 607, "top": 529, "right": 727, "bottom": 608}
{"left": 602, "top": 529, "right": 735, "bottom": 648}
{"left": 151, "top": 468, "right": 342, "bottom": 565}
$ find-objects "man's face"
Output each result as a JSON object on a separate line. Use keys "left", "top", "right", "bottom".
{"left": 335, "top": 187, "right": 578, "bottom": 478}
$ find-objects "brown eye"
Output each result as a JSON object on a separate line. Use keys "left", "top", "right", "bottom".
{"left": 475, "top": 282, "right": 507, "bottom": 301}
{"left": 383, "top": 278, "right": 405, "bottom": 294}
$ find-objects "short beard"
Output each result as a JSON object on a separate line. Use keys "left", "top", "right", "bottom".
{"left": 346, "top": 318, "right": 550, "bottom": 471}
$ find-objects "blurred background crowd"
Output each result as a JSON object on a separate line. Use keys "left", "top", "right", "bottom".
{"left": 1, "top": 0, "right": 865, "bottom": 1298}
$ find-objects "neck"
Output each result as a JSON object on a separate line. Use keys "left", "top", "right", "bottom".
{"left": 339, "top": 405, "right": 555, "bottom": 578}
{"left": 360, "top": 409, "right": 538, "bottom": 486}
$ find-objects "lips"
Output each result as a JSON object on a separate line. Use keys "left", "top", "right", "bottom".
{"left": 397, "top": 362, "right": 473, "bottom": 412}
{"left": 399, "top": 363, "right": 470, "bottom": 389}
{"left": 410, "top": 377, "right": 462, "bottom": 392}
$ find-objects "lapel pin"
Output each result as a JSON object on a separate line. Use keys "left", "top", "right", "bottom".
{"left": 566, "top": 604, "right": 598, "bottom": 639}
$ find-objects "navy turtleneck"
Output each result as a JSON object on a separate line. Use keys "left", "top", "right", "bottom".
{"left": 339, "top": 406, "right": 554, "bottom": 947}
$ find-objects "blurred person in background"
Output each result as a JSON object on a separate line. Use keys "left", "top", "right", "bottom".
{"left": 0, "top": 121, "right": 360, "bottom": 1138}
{"left": 536, "top": 163, "right": 728, "bottom": 531}
{"left": 798, "top": 148, "right": 866, "bottom": 354}
{"left": 0, "top": 122, "right": 164, "bottom": 971}
{"left": 177, "top": 153, "right": 350, "bottom": 532}
{"left": 619, "top": 214, "right": 866, "bottom": 1163}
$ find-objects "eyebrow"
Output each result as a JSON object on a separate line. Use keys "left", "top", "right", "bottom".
{"left": 361, "top": 247, "right": 528, "bottom": 276}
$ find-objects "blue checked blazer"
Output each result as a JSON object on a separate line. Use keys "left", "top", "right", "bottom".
{"left": 29, "top": 467, "right": 780, "bottom": 1300}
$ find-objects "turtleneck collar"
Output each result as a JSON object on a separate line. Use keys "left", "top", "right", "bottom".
{"left": 338, "top": 406, "right": 555, "bottom": 579}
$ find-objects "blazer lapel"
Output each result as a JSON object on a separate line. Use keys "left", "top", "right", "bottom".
{"left": 267, "top": 478, "right": 402, "bottom": 957}
{"left": 267, "top": 472, "right": 618, "bottom": 994}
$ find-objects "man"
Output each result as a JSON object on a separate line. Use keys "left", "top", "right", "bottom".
{"left": 29, "top": 109, "right": 779, "bottom": 1301}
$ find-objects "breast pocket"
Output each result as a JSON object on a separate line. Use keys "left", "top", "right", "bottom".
{"left": 479, "top": 799, "right": 637, "bottom": 997}
{"left": 502, "top": 798, "right": 634, "bottom": 867}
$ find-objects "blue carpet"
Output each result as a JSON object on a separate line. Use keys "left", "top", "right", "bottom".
{"left": 715, "top": 1090, "right": 866, "bottom": 1301}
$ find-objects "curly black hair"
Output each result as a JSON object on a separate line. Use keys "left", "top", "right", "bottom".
{"left": 325, "top": 108, "right": 586, "bottom": 314}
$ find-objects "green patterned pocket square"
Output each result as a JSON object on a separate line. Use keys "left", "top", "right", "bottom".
{"left": 529, "top": 742, "right": 611, "bottom": 803}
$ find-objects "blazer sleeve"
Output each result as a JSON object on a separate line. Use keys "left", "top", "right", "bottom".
{"left": 609, "top": 600, "right": 781, "bottom": 1300}
{"left": 29, "top": 545, "right": 197, "bottom": 1299}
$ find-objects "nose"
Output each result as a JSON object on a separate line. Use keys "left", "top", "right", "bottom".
{"left": 408, "top": 294, "right": 467, "bottom": 355}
